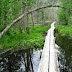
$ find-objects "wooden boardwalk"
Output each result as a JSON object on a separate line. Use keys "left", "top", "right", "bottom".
{"left": 38, "top": 22, "right": 60, "bottom": 72}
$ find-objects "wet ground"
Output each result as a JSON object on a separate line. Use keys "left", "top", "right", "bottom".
{"left": 0, "top": 49, "right": 41, "bottom": 72}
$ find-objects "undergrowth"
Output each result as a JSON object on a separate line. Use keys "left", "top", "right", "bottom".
{"left": 55, "top": 25, "right": 72, "bottom": 71}
{"left": 0, "top": 25, "right": 50, "bottom": 50}
{"left": 55, "top": 25, "right": 72, "bottom": 36}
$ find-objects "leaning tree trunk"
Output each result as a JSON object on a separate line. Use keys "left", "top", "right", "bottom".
{"left": 0, "top": 5, "right": 65, "bottom": 38}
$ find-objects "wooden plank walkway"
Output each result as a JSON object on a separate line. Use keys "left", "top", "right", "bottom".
{"left": 38, "top": 22, "right": 60, "bottom": 72}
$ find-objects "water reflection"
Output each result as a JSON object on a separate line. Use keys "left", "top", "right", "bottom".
{"left": 0, "top": 49, "right": 41, "bottom": 72}
{"left": 56, "top": 34, "right": 72, "bottom": 72}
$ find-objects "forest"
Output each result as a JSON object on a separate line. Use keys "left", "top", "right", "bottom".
{"left": 0, "top": 0, "right": 72, "bottom": 72}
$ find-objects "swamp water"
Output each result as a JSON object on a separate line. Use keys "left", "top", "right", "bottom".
{"left": 56, "top": 34, "right": 72, "bottom": 72}
{"left": 0, "top": 31, "right": 46, "bottom": 72}
{"left": 0, "top": 33, "right": 72, "bottom": 72}
{"left": 0, "top": 49, "right": 42, "bottom": 72}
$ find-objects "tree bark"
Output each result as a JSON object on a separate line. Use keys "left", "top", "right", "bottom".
{"left": 31, "top": 13, "right": 34, "bottom": 29}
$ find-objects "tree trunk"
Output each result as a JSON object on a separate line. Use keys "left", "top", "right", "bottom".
{"left": 31, "top": 13, "right": 34, "bottom": 29}
{"left": 42, "top": 9, "right": 45, "bottom": 26}
{"left": 0, "top": 5, "right": 65, "bottom": 38}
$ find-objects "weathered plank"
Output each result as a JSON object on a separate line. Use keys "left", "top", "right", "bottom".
{"left": 49, "top": 22, "right": 56, "bottom": 72}
{"left": 38, "top": 22, "right": 60, "bottom": 72}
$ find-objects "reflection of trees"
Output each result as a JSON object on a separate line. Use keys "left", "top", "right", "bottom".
{"left": 22, "top": 49, "right": 34, "bottom": 72}
{"left": 7, "top": 57, "right": 12, "bottom": 72}
{"left": 56, "top": 35, "right": 72, "bottom": 72}
{"left": 7, "top": 53, "right": 21, "bottom": 72}
{"left": 0, "top": 49, "right": 35, "bottom": 72}
{"left": 0, "top": 53, "right": 21, "bottom": 72}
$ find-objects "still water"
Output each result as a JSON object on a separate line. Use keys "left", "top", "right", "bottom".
{"left": 0, "top": 34, "right": 72, "bottom": 72}
{"left": 0, "top": 49, "right": 41, "bottom": 72}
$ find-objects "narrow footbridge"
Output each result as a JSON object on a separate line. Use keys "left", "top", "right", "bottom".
{"left": 38, "top": 22, "right": 60, "bottom": 72}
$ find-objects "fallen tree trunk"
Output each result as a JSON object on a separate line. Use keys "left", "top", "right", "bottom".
{"left": 0, "top": 5, "right": 65, "bottom": 38}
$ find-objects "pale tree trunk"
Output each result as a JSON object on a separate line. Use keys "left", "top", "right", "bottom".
{"left": 26, "top": 0, "right": 30, "bottom": 34}
{"left": 24, "top": 16, "right": 27, "bottom": 32}
{"left": 42, "top": 9, "right": 45, "bottom": 26}
{"left": 31, "top": 13, "right": 34, "bottom": 29}
{"left": 26, "top": 14, "right": 29, "bottom": 34}
{"left": 19, "top": 10, "right": 23, "bottom": 34}
{"left": 35, "top": 0, "right": 39, "bottom": 24}
{"left": 0, "top": 5, "right": 65, "bottom": 38}
{"left": 19, "top": 0, "right": 23, "bottom": 34}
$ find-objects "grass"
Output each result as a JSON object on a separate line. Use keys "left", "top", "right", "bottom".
{"left": 0, "top": 25, "right": 50, "bottom": 50}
